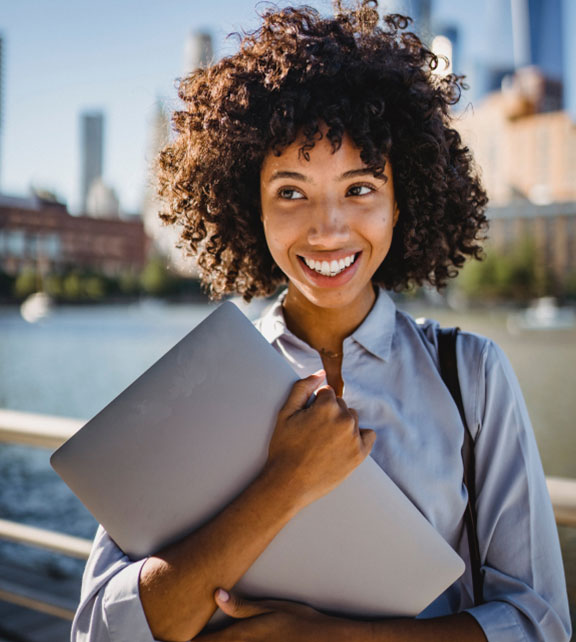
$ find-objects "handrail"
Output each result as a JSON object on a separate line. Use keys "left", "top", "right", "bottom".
{"left": 0, "top": 408, "right": 575, "bottom": 625}
{"left": 2, "top": 408, "right": 576, "bottom": 525}
{"left": 0, "top": 408, "right": 83, "bottom": 449}
{"left": 0, "top": 519, "right": 92, "bottom": 559}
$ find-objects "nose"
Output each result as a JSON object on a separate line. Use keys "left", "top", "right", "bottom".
{"left": 307, "top": 203, "right": 350, "bottom": 246}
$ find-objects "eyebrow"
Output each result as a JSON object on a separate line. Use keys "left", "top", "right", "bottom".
{"left": 267, "top": 168, "right": 380, "bottom": 183}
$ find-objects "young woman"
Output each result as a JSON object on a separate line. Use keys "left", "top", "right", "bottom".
{"left": 72, "top": 3, "right": 571, "bottom": 641}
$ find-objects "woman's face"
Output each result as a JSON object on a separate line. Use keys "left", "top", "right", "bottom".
{"left": 260, "top": 131, "right": 398, "bottom": 313}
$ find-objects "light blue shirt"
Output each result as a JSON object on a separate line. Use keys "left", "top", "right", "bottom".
{"left": 71, "top": 288, "right": 571, "bottom": 642}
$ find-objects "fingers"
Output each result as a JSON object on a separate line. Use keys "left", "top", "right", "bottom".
{"left": 280, "top": 370, "right": 326, "bottom": 416}
{"left": 359, "top": 428, "right": 377, "bottom": 454}
{"left": 214, "top": 589, "right": 273, "bottom": 619}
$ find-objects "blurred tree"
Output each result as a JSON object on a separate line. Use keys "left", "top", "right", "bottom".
{"left": 62, "top": 272, "right": 83, "bottom": 300}
{"left": 456, "top": 237, "right": 559, "bottom": 304}
{"left": 0, "top": 270, "right": 15, "bottom": 299}
{"left": 13, "top": 268, "right": 39, "bottom": 299}
{"left": 44, "top": 273, "right": 65, "bottom": 299}
{"left": 83, "top": 275, "right": 107, "bottom": 300}
{"left": 118, "top": 269, "right": 141, "bottom": 296}
{"left": 140, "top": 255, "right": 178, "bottom": 297}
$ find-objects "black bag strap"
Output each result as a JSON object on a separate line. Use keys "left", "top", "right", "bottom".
{"left": 437, "top": 327, "right": 484, "bottom": 607}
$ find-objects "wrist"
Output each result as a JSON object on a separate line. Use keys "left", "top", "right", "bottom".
{"left": 253, "top": 463, "right": 305, "bottom": 519}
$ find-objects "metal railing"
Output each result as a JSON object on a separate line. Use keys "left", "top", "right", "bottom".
{"left": 1, "top": 408, "right": 576, "bottom": 621}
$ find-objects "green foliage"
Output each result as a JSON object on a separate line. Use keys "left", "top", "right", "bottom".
{"left": 62, "top": 272, "right": 83, "bottom": 300}
{"left": 83, "top": 275, "right": 107, "bottom": 300}
{"left": 7, "top": 255, "right": 206, "bottom": 303}
{"left": 564, "top": 271, "right": 576, "bottom": 301}
{"left": 456, "top": 238, "right": 558, "bottom": 303}
{"left": 118, "top": 270, "right": 140, "bottom": 296}
{"left": 140, "top": 256, "right": 178, "bottom": 297}
{"left": 44, "top": 273, "right": 64, "bottom": 298}
{"left": 13, "top": 268, "right": 39, "bottom": 299}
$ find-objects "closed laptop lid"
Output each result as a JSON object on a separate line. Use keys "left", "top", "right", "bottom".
{"left": 51, "top": 301, "right": 464, "bottom": 619}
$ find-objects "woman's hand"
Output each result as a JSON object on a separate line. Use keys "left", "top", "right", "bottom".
{"left": 193, "top": 589, "right": 362, "bottom": 642}
{"left": 264, "top": 371, "right": 377, "bottom": 508}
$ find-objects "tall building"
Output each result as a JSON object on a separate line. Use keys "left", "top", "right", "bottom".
{"left": 510, "top": 0, "right": 565, "bottom": 111}
{"left": 563, "top": 0, "right": 576, "bottom": 121}
{"left": 0, "top": 34, "right": 4, "bottom": 188}
{"left": 80, "top": 111, "right": 104, "bottom": 214}
{"left": 437, "top": 25, "right": 459, "bottom": 74}
{"left": 141, "top": 99, "right": 176, "bottom": 257}
{"left": 184, "top": 31, "right": 213, "bottom": 75}
{"left": 526, "top": 0, "right": 563, "bottom": 79}
{"left": 141, "top": 30, "right": 214, "bottom": 273}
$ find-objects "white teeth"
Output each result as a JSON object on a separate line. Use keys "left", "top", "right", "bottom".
{"left": 303, "top": 254, "right": 356, "bottom": 276}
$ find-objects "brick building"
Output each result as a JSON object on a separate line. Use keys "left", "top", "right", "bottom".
{"left": 456, "top": 67, "right": 576, "bottom": 286}
{"left": 0, "top": 194, "right": 149, "bottom": 276}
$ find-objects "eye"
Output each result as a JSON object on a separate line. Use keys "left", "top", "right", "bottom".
{"left": 277, "top": 187, "right": 305, "bottom": 200}
{"left": 346, "top": 184, "right": 374, "bottom": 197}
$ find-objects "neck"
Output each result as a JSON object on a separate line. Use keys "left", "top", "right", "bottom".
{"left": 282, "top": 284, "right": 377, "bottom": 356}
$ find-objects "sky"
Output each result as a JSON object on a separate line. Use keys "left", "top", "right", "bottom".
{"left": 0, "top": 0, "right": 513, "bottom": 214}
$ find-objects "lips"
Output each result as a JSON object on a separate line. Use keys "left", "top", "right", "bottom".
{"left": 297, "top": 251, "right": 362, "bottom": 286}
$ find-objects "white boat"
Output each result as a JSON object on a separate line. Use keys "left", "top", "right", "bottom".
{"left": 20, "top": 292, "right": 54, "bottom": 323}
{"left": 507, "top": 297, "right": 576, "bottom": 332}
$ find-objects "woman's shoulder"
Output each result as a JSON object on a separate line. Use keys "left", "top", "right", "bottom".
{"left": 394, "top": 307, "right": 494, "bottom": 364}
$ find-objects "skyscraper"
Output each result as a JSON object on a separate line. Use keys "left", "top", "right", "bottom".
{"left": 511, "top": 0, "right": 564, "bottom": 108}
{"left": 80, "top": 111, "right": 104, "bottom": 213}
{"left": 184, "top": 31, "right": 214, "bottom": 75}
{"left": 563, "top": 0, "right": 576, "bottom": 121}
{"left": 0, "top": 34, "right": 4, "bottom": 188}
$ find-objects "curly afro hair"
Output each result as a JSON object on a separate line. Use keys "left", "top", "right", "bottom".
{"left": 158, "top": 0, "right": 488, "bottom": 301}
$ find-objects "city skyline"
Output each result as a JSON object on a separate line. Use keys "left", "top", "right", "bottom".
{"left": 0, "top": 0, "right": 573, "bottom": 214}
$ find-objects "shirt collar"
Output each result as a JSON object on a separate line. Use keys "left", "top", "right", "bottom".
{"left": 257, "top": 286, "right": 396, "bottom": 362}
{"left": 349, "top": 287, "right": 396, "bottom": 361}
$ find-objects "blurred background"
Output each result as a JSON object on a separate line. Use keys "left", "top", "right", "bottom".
{"left": 0, "top": 0, "right": 574, "bottom": 640}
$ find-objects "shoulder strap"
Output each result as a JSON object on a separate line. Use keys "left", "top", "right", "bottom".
{"left": 437, "top": 327, "right": 484, "bottom": 607}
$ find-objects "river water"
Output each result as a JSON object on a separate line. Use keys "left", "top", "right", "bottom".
{"left": 0, "top": 299, "right": 574, "bottom": 621}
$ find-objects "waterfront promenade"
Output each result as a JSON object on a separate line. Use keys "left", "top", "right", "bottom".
{"left": 1, "top": 301, "right": 575, "bottom": 640}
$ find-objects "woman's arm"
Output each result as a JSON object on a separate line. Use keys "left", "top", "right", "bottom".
{"left": 139, "top": 372, "right": 376, "bottom": 642}
{"left": 191, "top": 590, "right": 487, "bottom": 641}
{"left": 459, "top": 339, "right": 571, "bottom": 641}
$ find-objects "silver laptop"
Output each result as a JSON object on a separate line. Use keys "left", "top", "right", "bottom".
{"left": 51, "top": 301, "right": 464, "bottom": 619}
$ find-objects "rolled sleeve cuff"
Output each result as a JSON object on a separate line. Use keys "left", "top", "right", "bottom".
{"left": 102, "top": 558, "right": 157, "bottom": 642}
{"left": 466, "top": 601, "right": 527, "bottom": 642}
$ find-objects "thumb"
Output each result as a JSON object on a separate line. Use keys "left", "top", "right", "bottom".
{"left": 214, "top": 589, "right": 272, "bottom": 619}
{"left": 280, "top": 370, "right": 326, "bottom": 416}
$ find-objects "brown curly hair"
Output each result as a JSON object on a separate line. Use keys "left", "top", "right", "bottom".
{"left": 158, "top": 0, "right": 488, "bottom": 301}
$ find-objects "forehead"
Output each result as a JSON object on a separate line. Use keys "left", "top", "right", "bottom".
{"left": 260, "top": 132, "right": 390, "bottom": 183}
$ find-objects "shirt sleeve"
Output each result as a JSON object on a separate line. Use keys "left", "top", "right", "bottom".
{"left": 71, "top": 525, "right": 157, "bottom": 642}
{"left": 462, "top": 338, "right": 571, "bottom": 642}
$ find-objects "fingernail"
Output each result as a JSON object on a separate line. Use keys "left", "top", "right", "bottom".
{"left": 312, "top": 369, "right": 326, "bottom": 377}
{"left": 216, "top": 588, "right": 230, "bottom": 602}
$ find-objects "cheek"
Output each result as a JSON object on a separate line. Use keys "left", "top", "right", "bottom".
{"left": 263, "top": 215, "right": 295, "bottom": 249}
{"left": 262, "top": 221, "right": 288, "bottom": 265}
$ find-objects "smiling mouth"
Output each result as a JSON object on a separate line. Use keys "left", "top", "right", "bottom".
{"left": 299, "top": 253, "right": 359, "bottom": 277}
